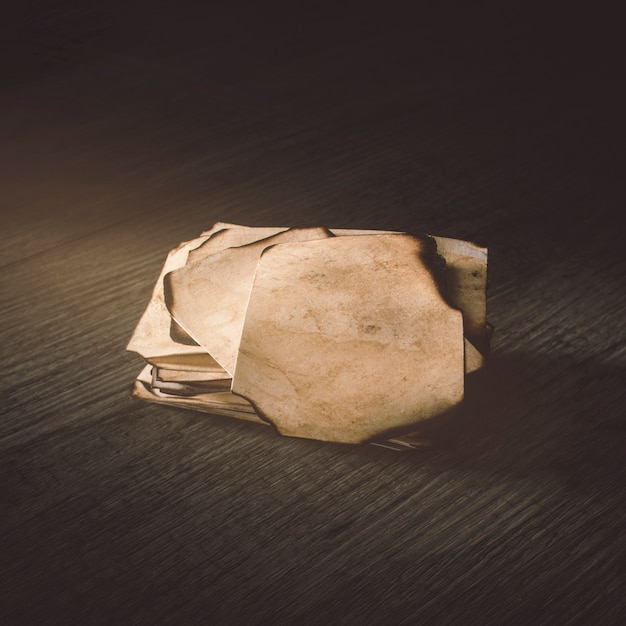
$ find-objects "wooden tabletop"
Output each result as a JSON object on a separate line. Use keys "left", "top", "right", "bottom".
{"left": 1, "top": 3, "right": 624, "bottom": 623}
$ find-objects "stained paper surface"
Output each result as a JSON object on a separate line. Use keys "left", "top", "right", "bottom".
{"left": 128, "top": 223, "right": 489, "bottom": 447}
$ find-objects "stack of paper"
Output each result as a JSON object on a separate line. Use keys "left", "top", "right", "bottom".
{"left": 128, "top": 223, "right": 489, "bottom": 448}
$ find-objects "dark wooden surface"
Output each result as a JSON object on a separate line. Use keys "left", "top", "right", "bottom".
{"left": 1, "top": 3, "right": 624, "bottom": 624}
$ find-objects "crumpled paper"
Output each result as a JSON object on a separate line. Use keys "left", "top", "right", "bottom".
{"left": 128, "top": 223, "right": 489, "bottom": 447}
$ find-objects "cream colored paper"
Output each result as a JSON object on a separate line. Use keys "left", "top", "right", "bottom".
{"left": 127, "top": 223, "right": 489, "bottom": 447}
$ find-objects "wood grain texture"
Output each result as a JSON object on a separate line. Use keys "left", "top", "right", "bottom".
{"left": 1, "top": 2, "right": 624, "bottom": 624}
